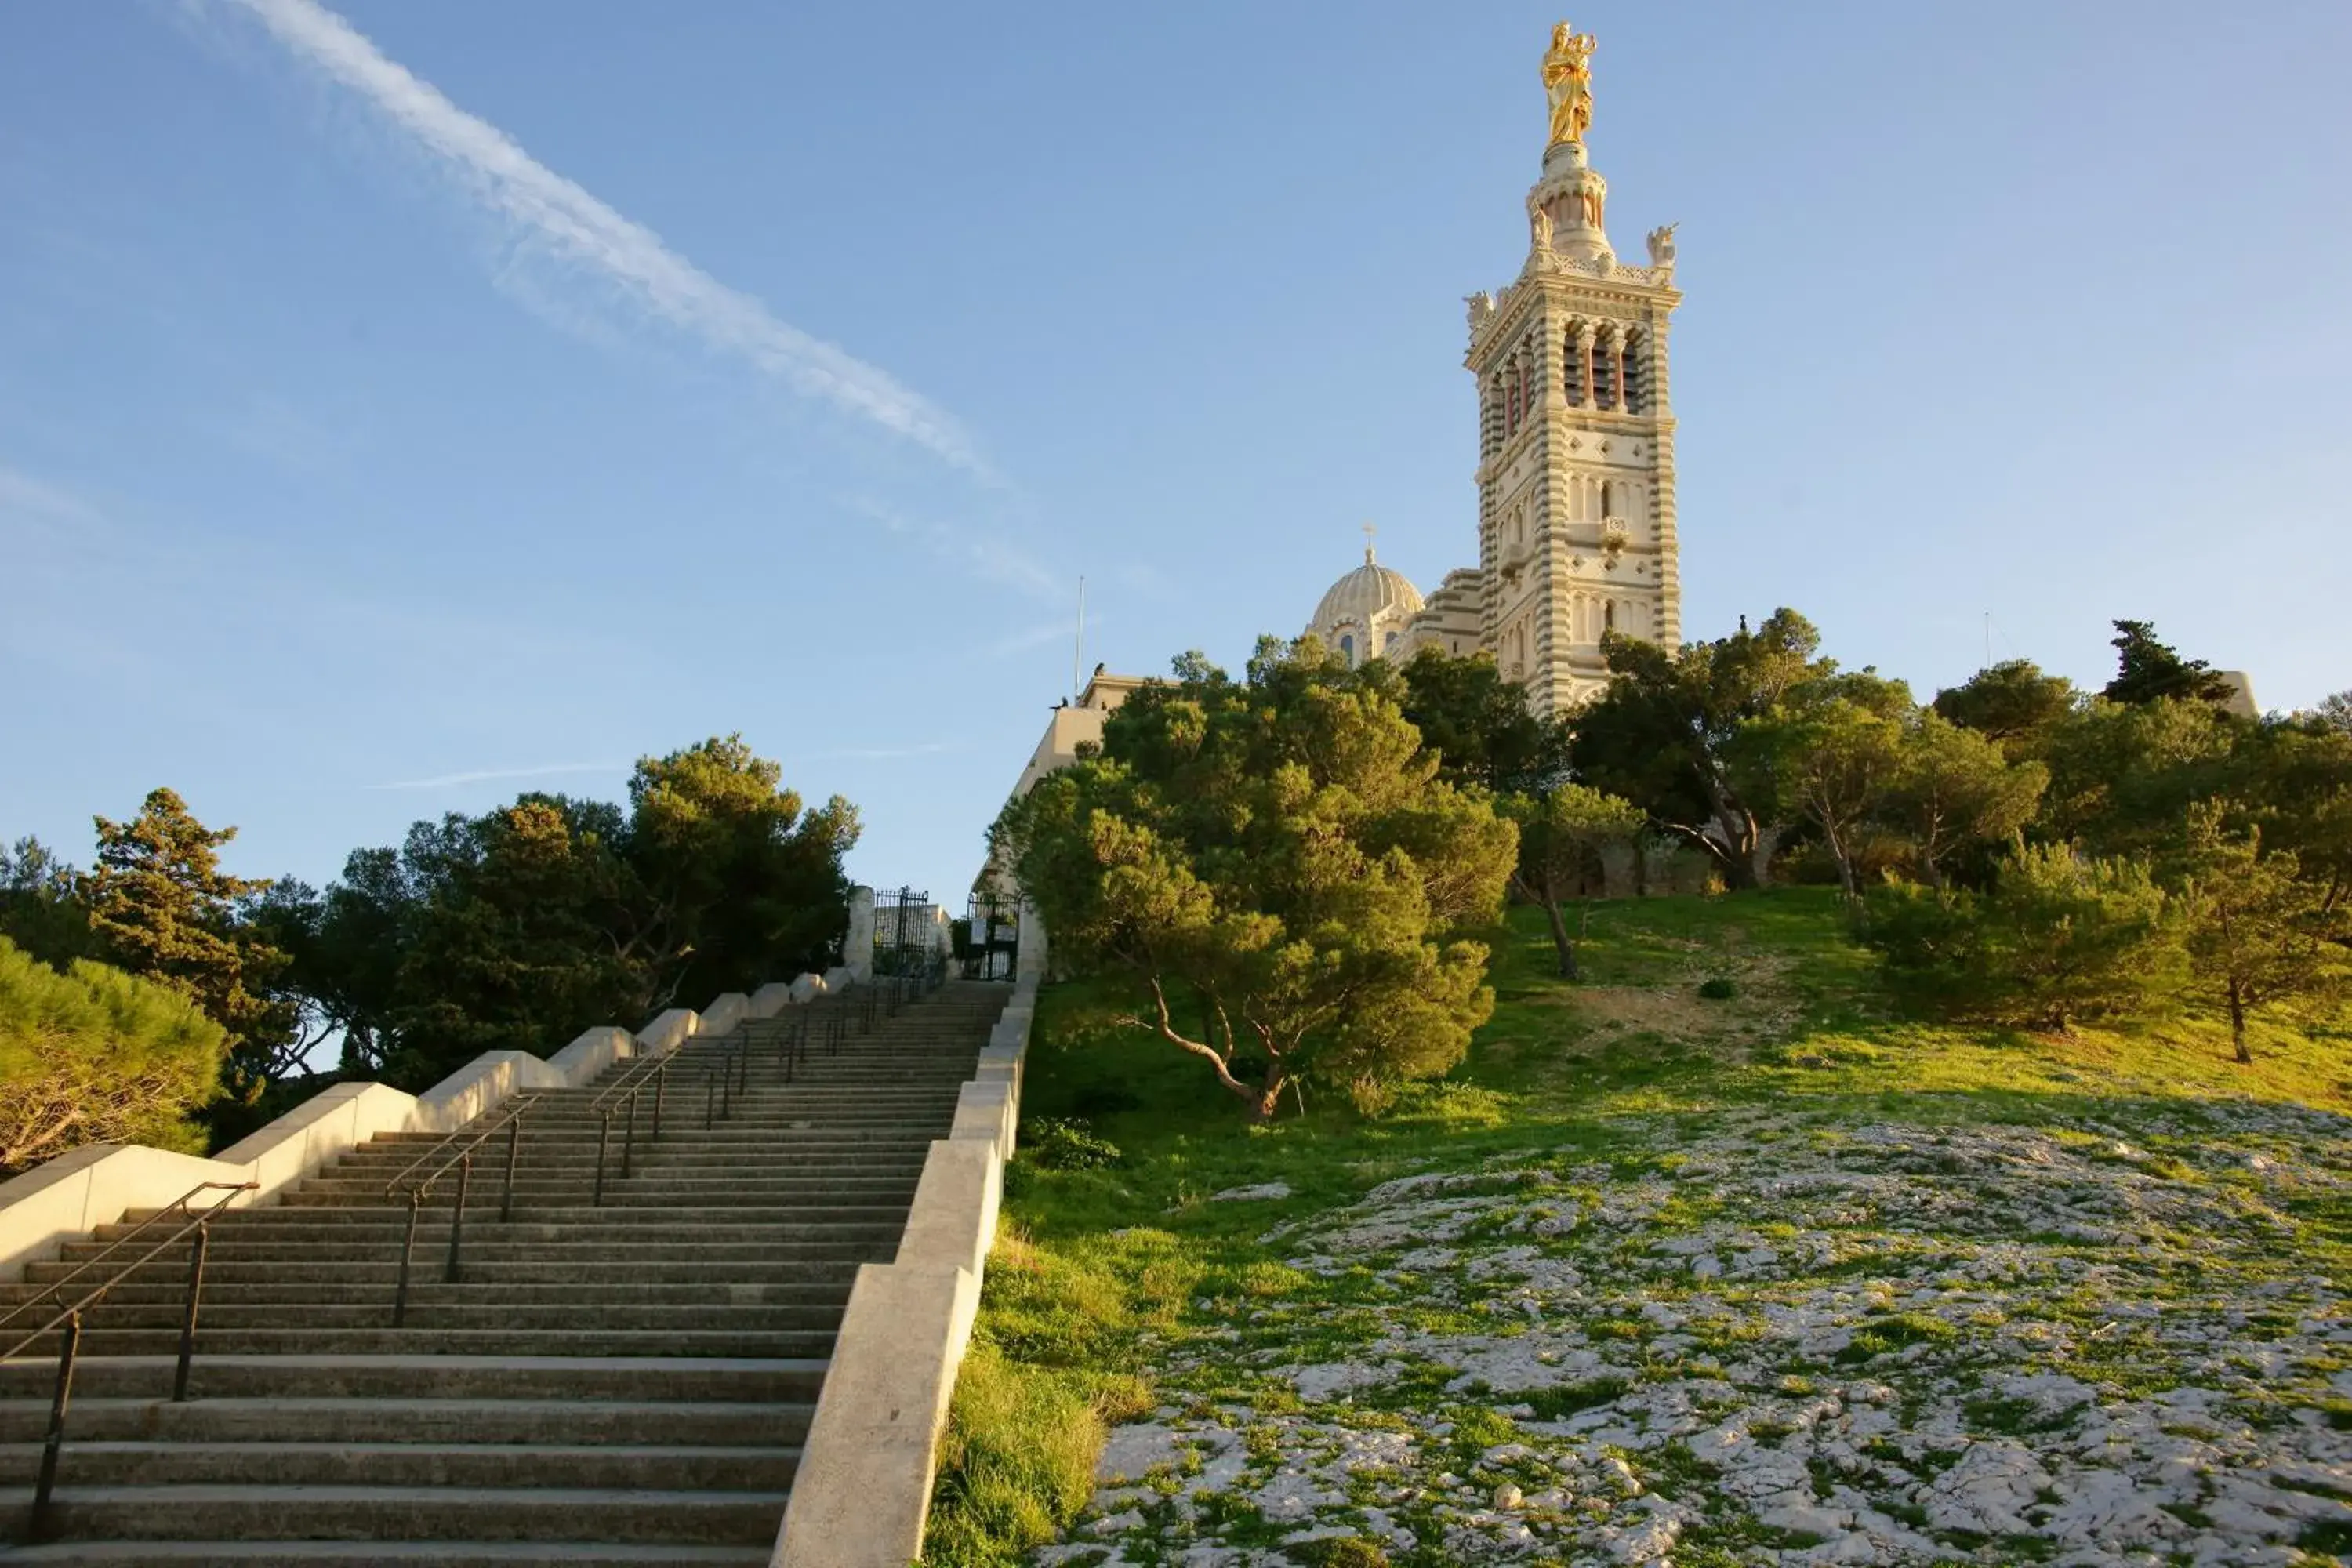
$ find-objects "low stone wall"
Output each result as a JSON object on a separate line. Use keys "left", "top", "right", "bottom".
{"left": 773, "top": 973, "right": 1038, "bottom": 1568}
{"left": 0, "top": 971, "right": 841, "bottom": 1284}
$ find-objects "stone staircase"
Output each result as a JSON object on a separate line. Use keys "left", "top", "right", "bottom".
{"left": 0, "top": 982, "right": 1003, "bottom": 1566}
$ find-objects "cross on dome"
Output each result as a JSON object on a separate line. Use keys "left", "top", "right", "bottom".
{"left": 1363, "top": 521, "right": 1378, "bottom": 563}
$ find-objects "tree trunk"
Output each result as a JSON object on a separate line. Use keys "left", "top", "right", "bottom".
{"left": 1540, "top": 898, "right": 1578, "bottom": 980}
{"left": 1749, "top": 821, "right": 1790, "bottom": 890}
{"left": 1828, "top": 826, "right": 1857, "bottom": 902}
{"left": 2229, "top": 982, "right": 2251, "bottom": 1065}
{"left": 1250, "top": 1072, "right": 1286, "bottom": 1123}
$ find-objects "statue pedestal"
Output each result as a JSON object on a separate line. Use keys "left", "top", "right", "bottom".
{"left": 1543, "top": 140, "right": 1591, "bottom": 174}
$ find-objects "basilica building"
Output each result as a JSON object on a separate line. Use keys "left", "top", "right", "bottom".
{"left": 1305, "top": 24, "right": 1684, "bottom": 717}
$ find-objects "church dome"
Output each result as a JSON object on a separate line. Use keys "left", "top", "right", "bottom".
{"left": 1306, "top": 546, "right": 1425, "bottom": 669}
{"left": 1312, "top": 550, "right": 1425, "bottom": 630}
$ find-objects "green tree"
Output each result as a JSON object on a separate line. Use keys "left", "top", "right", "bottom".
{"left": 1930, "top": 660, "right": 2077, "bottom": 760}
{"left": 0, "top": 937, "right": 227, "bottom": 1171}
{"left": 996, "top": 641, "right": 1515, "bottom": 1120}
{"left": 2313, "top": 691, "right": 2352, "bottom": 737}
{"left": 2173, "top": 805, "right": 2352, "bottom": 1065}
{"left": 380, "top": 797, "right": 652, "bottom": 1087}
{"left": 626, "top": 735, "right": 858, "bottom": 1003}
{"left": 1886, "top": 711, "right": 2048, "bottom": 888}
{"left": 1864, "top": 844, "right": 2183, "bottom": 1032}
{"left": 1573, "top": 608, "right": 1835, "bottom": 888}
{"left": 0, "top": 837, "right": 94, "bottom": 968}
{"left": 2037, "top": 696, "right": 2239, "bottom": 857}
{"left": 1391, "top": 648, "right": 1572, "bottom": 795}
{"left": 2103, "top": 620, "right": 2237, "bottom": 707}
{"left": 83, "top": 789, "right": 295, "bottom": 1097}
{"left": 1503, "top": 785, "right": 1645, "bottom": 978}
{"left": 1729, "top": 684, "right": 1909, "bottom": 900}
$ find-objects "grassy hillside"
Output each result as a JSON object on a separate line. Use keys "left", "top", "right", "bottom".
{"left": 924, "top": 889, "right": 2352, "bottom": 1566}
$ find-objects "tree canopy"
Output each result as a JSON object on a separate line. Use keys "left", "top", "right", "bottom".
{"left": 996, "top": 640, "right": 1515, "bottom": 1119}
{"left": 0, "top": 937, "right": 227, "bottom": 1171}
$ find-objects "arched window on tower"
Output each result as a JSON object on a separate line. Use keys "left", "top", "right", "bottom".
{"left": 1600, "top": 481, "right": 1613, "bottom": 518}
{"left": 1339, "top": 633, "right": 1355, "bottom": 664}
{"left": 1563, "top": 324, "right": 1584, "bottom": 407}
{"left": 1604, "top": 601, "right": 1616, "bottom": 633}
{"left": 1593, "top": 331, "right": 1618, "bottom": 410}
{"left": 1623, "top": 329, "right": 1647, "bottom": 414}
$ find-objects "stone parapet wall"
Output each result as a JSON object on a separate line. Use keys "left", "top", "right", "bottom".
{"left": 773, "top": 971, "right": 1039, "bottom": 1568}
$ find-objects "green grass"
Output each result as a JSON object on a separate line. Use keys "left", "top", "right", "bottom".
{"left": 918, "top": 887, "right": 2352, "bottom": 1566}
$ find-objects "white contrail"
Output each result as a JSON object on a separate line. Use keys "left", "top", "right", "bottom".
{"left": 223, "top": 0, "right": 985, "bottom": 474}
{"left": 368, "top": 761, "right": 624, "bottom": 791}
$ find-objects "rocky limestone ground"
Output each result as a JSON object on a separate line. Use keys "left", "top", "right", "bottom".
{"left": 1036, "top": 1103, "right": 2352, "bottom": 1567}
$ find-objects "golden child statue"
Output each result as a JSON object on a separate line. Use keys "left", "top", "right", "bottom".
{"left": 1541, "top": 22, "right": 1596, "bottom": 147}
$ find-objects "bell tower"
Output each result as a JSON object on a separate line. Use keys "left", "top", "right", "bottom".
{"left": 1464, "top": 21, "right": 1682, "bottom": 717}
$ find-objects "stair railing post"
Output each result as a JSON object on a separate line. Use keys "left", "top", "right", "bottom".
{"left": 392, "top": 1189, "right": 423, "bottom": 1327}
{"left": 720, "top": 1041, "right": 735, "bottom": 1121}
{"left": 593, "top": 1112, "right": 612, "bottom": 1209}
{"left": 705, "top": 1067, "right": 717, "bottom": 1130}
{"left": 652, "top": 1062, "right": 666, "bottom": 1142}
{"left": 444, "top": 1154, "right": 472, "bottom": 1283}
{"left": 622, "top": 1090, "right": 637, "bottom": 1181}
{"left": 31, "top": 1309, "right": 81, "bottom": 1539}
{"left": 172, "top": 1221, "right": 210, "bottom": 1403}
{"left": 500, "top": 1112, "right": 522, "bottom": 1225}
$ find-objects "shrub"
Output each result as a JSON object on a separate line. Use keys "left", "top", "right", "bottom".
{"left": 1862, "top": 844, "right": 2183, "bottom": 1031}
{"left": 1697, "top": 977, "right": 1739, "bottom": 1000}
{"left": 1024, "top": 1116, "right": 1123, "bottom": 1171}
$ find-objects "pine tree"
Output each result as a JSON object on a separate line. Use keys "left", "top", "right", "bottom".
{"left": 0, "top": 938, "right": 227, "bottom": 1170}
{"left": 84, "top": 789, "right": 292, "bottom": 1095}
{"left": 1504, "top": 785, "right": 1646, "bottom": 978}
{"left": 2103, "top": 620, "right": 2236, "bottom": 707}
{"left": 2176, "top": 804, "right": 2352, "bottom": 1064}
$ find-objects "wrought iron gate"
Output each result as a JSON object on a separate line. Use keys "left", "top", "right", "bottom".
{"left": 962, "top": 891, "right": 1022, "bottom": 982}
{"left": 871, "top": 886, "right": 942, "bottom": 980}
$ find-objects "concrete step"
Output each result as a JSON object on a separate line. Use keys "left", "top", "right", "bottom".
{"left": 325, "top": 1148, "right": 936, "bottom": 1171}
{"left": 278, "top": 1181, "right": 921, "bottom": 1208}
{"left": 113, "top": 1205, "right": 913, "bottom": 1231}
{"left": 27, "top": 1256, "right": 880, "bottom": 1288}
{"left": 0, "top": 1542, "right": 770, "bottom": 1566}
{"left": 0, "top": 1441, "right": 798, "bottom": 1491}
{"left": 0, "top": 1356, "right": 828, "bottom": 1403}
{"left": 53, "top": 1301, "right": 843, "bottom": 1332}
{"left": 2, "top": 1280, "right": 852, "bottom": 1312}
{"left": 0, "top": 1397, "right": 810, "bottom": 1446}
{"left": 0, "top": 1483, "right": 789, "bottom": 1544}
{"left": 56, "top": 1238, "right": 899, "bottom": 1268}
{"left": 46, "top": 1327, "right": 837, "bottom": 1358}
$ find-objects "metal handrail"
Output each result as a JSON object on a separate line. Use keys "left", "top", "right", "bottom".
{"left": 0, "top": 1180, "right": 251, "bottom": 1349}
{"left": 0, "top": 1178, "right": 253, "bottom": 1538}
{"left": 384, "top": 1094, "right": 539, "bottom": 1327}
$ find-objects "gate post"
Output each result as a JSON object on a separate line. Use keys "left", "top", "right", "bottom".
{"left": 846, "top": 886, "right": 877, "bottom": 985}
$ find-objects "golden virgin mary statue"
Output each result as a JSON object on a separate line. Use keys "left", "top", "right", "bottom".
{"left": 1541, "top": 22, "right": 1596, "bottom": 147}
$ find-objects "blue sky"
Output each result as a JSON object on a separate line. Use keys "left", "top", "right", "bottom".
{"left": 4, "top": 1, "right": 2348, "bottom": 902}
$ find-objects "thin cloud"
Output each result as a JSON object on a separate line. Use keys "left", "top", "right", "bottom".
{"left": 0, "top": 464, "right": 96, "bottom": 523}
{"left": 220, "top": 0, "right": 988, "bottom": 475}
{"left": 844, "top": 495, "right": 1062, "bottom": 602}
{"left": 368, "top": 761, "right": 625, "bottom": 791}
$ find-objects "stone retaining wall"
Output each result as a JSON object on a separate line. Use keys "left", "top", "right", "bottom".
{"left": 773, "top": 971, "right": 1040, "bottom": 1568}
